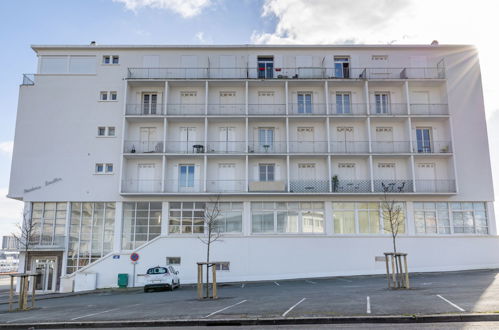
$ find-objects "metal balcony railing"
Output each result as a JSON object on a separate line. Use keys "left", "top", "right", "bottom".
{"left": 126, "top": 104, "right": 164, "bottom": 115}
{"left": 289, "top": 179, "right": 330, "bottom": 193}
{"left": 415, "top": 180, "right": 456, "bottom": 193}
{"left": 330, "top": 103, "right": 368, "bottom": 115}
{"left": 248, "top": 142, "right": 287, "bottom": 153}
{"left": 369, "top": 103, "right": 408, "bottom": 115}
{"left": 248, "top": 104, "right": 286, "bottom": 115}
{"left": 372, "top": 141, "right": 412, "bottom": 153}
{"left": 332, "top": 179, "right": 372, "bottom": 193}
{"left": 330, "top": 141, "right": 369, "bottom": 153}
{"left": 22, "top": 74, "right": 35, "bottom": 85}
{"left": 410, "top": 104, "right": 449, "bottom": 115}
{"left": 412, "top": 141, "right": 452, "bottom": 153}
{"left": 164, "top": 180, "right": 203, "bottom": 193}
{"left": 206, "top": 180, "right": 245, "bottom": 192}
{"left": 289, "top": 103, "right": 327, "bottom": 115}
{"left": 122, "top": 179, "right": 163, "bottom": 193}
{"left": 165, "top": 141, "right": 206, "bottom": 153}
{"left": 127, "top": 66, "right": 445, "bottom": 80}
{"left": 373, "top": 179, "right": 413, "bottom": 193}
{"left": 289, "top": 141, "right": 328, "bottom": 153}
{"left": 124, "top": 141, "right": 164, "bottom": 153}
{"left": 167, "top": 104, "right": 204, "bottom": 115}
{"left": 207, "top": 104, "right": 245, "bottom": 115}
{"left": 206, "top": 141, "right": 246, "bottom": 153}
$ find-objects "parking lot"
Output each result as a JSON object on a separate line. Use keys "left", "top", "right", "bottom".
{"left": 1, "top": 269, "right": 499, "bottom": 325}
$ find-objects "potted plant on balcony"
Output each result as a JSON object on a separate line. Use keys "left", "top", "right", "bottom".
{"left": 332, "top": 175, "right": 339, "bottom": 192}
{"left": 131, "top": 145, "right": 136, "bottom": 153}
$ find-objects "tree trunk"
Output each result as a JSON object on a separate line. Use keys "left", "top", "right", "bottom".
{"left": 205, "top": 237, "right": 210, "bottom": 298}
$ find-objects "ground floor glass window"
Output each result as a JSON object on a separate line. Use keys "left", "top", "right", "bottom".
{"left": 30, "top": 202, "right": 67, "bottom": 246}
{"left": 122, "top": 202, "right": 162, "bottom": 250}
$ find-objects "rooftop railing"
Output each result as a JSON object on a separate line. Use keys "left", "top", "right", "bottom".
{"left": 127, "top": 66, "right": 445, "bottom": 80}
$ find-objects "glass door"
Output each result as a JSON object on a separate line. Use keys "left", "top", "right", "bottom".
{"left": 416, "top": 128, "right": 432, "bottom": 153}
{"left": 258, "top": 128, "right": 274, "bottom": 152}
{"left": 32, "top": 257, "right": 57, "bottom": 292}
{"left": 375, "top": 93, "right": 390, "bottom": 114}
{"left": 179, "top": 164, "right": 195, "bottom": 192}
{"left": 297, "top": 93, "right": 312, "bottom": 114}
{"left": 142, "top": 93, "right": 158, "bottom": 115}
{"left": 257, "top": 57, "right": 274, "bottom": 79}
{"left": 335, "top": 93, "right": 351, "bottom": 114}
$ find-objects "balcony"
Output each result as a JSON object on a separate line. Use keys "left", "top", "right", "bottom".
{"left": 249, "top": 180, "right": 286, "bottom": 192}
{"left": 332, "top": 179, "right": 372, "bottom": 193}
{"left": 412, "top": 141, "right": 452, "bottom": 154}
{"left": 206, "top": 141, "right": 246, "bottom": 153}
{"left": 372, "top": 141, "right": 411, "bottom": 153}
{"left": 167, "top": 104, "right": 204, "bottom": 115}
{"left": 330, "top": 141, "right": 369, "bottom": 153}
{"left": 415, "top": 180, "right": 456, "bottom": 193}
{"left": 410, "top": 104, "right": 449, "bottom": 115}
{"left": 373, "top": 179, "right": 413, "bottom": 193}
{"left": 289, "top": 103, "right": 327, "bottom": 115}
{"left": 124, "top": 140, "right": 163, "bottom": 153}
{"left": 207, "top": 104, "right": 245, "bottom": 115}
{"left": 127, "top": 66, "right": 445, "bottom": 80}
{"left": 289, "top": 179, "right": 329, "bottom": 193}
{"left": 248, "top": 104, "right": 286, "bottom": 115}
{"left": 289, "top": 141, "right": 328, "bottom": 153}
{"left": 165, "top": 141, "right": 206, "bottom": 153}
{"left": 369, "top": 103, "right": 408, "bottom": 115}
{"left": 206, "top": 180, "right": 245, "bottom": 192}
{"left": 248, "top": 142, "right": 287, "bottom": 153}
{"left": 122, "top": 179, "right": 162, "bottom": 193}
{"left": 164, "top": 180, "right": 203, "bottom": 193}
{"left": 329, "top": 103, "right": 367, "bottom": 115}
{"left": 126, "top": 104, "right": 164, "bottom": 115}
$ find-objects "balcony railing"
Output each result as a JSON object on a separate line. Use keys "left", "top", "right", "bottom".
{"left": 122, "top": 179, "right": 162, "bottom": 193}
{"left": 164, "top": 180, "right": 203, "bottom": 193}
{"left": 289, "top": 179, "right": 329, "bottom": 193}
{"left": 206, "top": 141, "right": 246, "bottom": 153}
{"left": 165, "top": 141, "right": 206, "bottom": 153}
{"left": 289, "top": 141, "right": 328, "bottom": 153}
{"left": 373, "top": 179, "right": 413, "bottom": 193}
{"left": 126, "top": 104, "right": 164, "bottom": 115}
{"left": 289, "top": 103, "right": 327, "bottom": 115}
{"left": 415, "top": 180, "right": 456, "bottom": 193}
{"left": 332, "top": 179, "right": 372, "bottom": 193}
{"left": 248, "top": 142, "right": 287, "bottom": 153}
{"left": 207, "top": 104, "right": 245, "bottom": 115}
{"left": 369, "top": 103, "right": 408, "bottom": 115}
{"left": 330, "top": 141, "right": 369, "bottom": 153}
{"left": 206, "top": 180, "right": 245, "bottom": 192}
{"left": 124, "top": 140, "right": 164, "bottom": 153}
{"left": 330, "top": 103, "right": 368, "bottom": 115}
{"left": 412, "top": 141, "right": 452, "bottom": 154}
{"left": 372, "top": 141, "right": 411, "bottom": 153}
{"left": 128, "top": 66, "right": 445, "bottom": 80}
{"left": 410, "top": 104, "right": 449, "bottom": 115}
{"left": 22, "top": 73, "right": 35, "bottom": 85}
{"left": 248, "top": 104, "right": 286, "bottom": 115}
{"left": 167, "top": 104, "right": 204, "bottom": 115}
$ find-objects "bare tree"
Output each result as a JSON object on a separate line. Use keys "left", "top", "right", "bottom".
{"left": 11, "top": 209, "right": 37, "bottom": 274}
{"left": 198, "top": 195, "right": 223, "bottom": 298}
{"left": 380, "top": 192, "right": 404, "bottom": 254}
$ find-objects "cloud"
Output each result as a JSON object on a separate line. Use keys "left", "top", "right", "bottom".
{"left": 114, "top": 0, "right": 211, "bottom": 18}
{"left": 195, "top": 31, "right": 212, "bottom": 44}
{"left": 0, "top": 188, "right": 23, "bottom": 237}
{"left": 0, "top": 141, "right": 13, "bottom": 155}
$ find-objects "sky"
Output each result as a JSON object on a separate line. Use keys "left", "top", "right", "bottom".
{"left": 0, "top": 0, "right": 498, "bottom": 237}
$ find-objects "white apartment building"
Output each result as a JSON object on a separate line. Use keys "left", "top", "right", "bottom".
{"left": 8, "top": 44, "right": 498, "bottom": 292}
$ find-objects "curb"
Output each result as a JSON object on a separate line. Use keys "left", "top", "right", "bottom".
{"left": 1, "top": 313, "right": 499, "bottom": 329}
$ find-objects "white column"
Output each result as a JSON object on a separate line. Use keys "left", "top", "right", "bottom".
{"left": 324, "top": 80, "right": 329, "bottom": 115}
{"left": 164, "top": 81, "right": 168, "bottom": 115}
{"left": 328, "top": 155, "right": 332, "bottom": 192}
{"left": 404, "top": 80, "right": 411, "bottom": 115}
{"left": 326, "top": 117, "right": 331, "bottom": 153}
{"left": 203, "top": 155, "right": 207, "bottom": 192}
{"left": 364, "top": 80, "right": 370, "bottom": 115}
{"left": 163, "top": 118, "right": 167, "bottom": 153}
{"left": 285, "top": 81, "right": 289, "bottom": 115}
{"left": 325, "top": 201, "right": 333, "bottom": 235}
{"left": 369, "top": 155, "right": 374, "bottom": 192}
{"left": 161, "top": 202, "right": 169, "bottom": 236}
{"left": 164, "top": 156, "right": 168, "bottom": 192}
{"left": 245, "top": 81, "right": 249, "bottom": 115}
{"left": 487, "top": 202, "right": 497, "bottom": 235}
{"left": 285, "top": 117, "right": 290, "bottom": 153}
{"left": 61, "top": 202, "right": 71, "bottom": 276}
{"left": 113, "top": 202, "right": 123, "bottom": 252}
{"left": 405, "top": 201, "right": 415, "bottom": 236}
{"left": 286, "top": 155, "right": 290, "bottom": 192}
{"left": 161, "top": 155, "right": 166, "bottom": 192}
{"left": 243, "top": 201, "right": 251, "bottom": 236}
{"left": 410, "top": 155, "right": 416, "bottom": 193}
{"left": 245, "top": 155, "right": 249, "bottom": 192}
{"left": 118, "top": 80, "right": 128, "bottom": 194}
{"left": 448, "top": 117, "right": 459, "bottom": 193}
{"left": 205, "top": 81, "right": 209, "bottom": 115}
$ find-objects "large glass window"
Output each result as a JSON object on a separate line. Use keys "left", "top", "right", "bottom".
{"left": 212, "top": 202, "right": 243, "bottom": 233}
{"left": 67, "top": 202, "right": 115, "bottom": 274}
{"left": 122, "top": 202, "right": 162, "bottom": 250}
{"left": 414, "top": 202, "right": 450, "bottom": 234}
{"left": 30, "top": 202, "right": 67, "bottom": 246}
{"left": 452, "top": 202, "right": 488, "bottom": 234}
{"left": 251, "top": 202, "right": 324, "bottom": 234}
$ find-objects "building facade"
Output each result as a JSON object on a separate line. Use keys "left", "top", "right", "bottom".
{"left": 8, "top": 44, "right": 498, "bottom": 292}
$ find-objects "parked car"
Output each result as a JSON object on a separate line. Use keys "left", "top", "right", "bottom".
{"left": 143, "top": 265, "right": 180, "bottom": 292}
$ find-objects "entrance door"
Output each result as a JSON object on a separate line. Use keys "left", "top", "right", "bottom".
{"left": 416, "top": 128, "right": 432, "bottom": 153}
{"left": 140, "top": 127, "right": 157, "bottom": 153}
{"left": 219, "top": 127, "right": 236, "bottom": 153}
{"left": 258, "top": 128, "right": 274, "bottom": 152}
{"left": 297, "top": 127, "right": 314, "bottom": 152}
{"left": 218, "top": 163, "right": 236, "bottom": 191}
{"left": 142, "top": 93, "right": 158, "bottom": 115}
{"left": 32, "top": 257, "right": 57, "bottom": 292}
{"left": 336, "top": 127, "right": 354, "bottom": 152}
{"left": 138, "top": 164, "right": 156, "bottom": 192}
{"left": 375, "top": 93, "right": 390, "bottom": 114}
{"left": 180, "top": 127, "right": 197, "bottom": 153}
{"left": 257, "top": 56, "right": 274, "bottom": 79}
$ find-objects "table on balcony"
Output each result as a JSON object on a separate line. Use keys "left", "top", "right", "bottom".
{"left": 192, "top": 145, "right": 204, "bottom": 153}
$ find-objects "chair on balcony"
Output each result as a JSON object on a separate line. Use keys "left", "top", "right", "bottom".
{"left": 397, "top": 182, "right": 405, "bottom": 192}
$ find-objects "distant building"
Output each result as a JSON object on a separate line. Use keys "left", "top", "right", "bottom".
{"left": 7, "top": 44, "right": 498, "bottom": 292}
{"left": 1, "top": 236, "right": 18, "bottom": 251}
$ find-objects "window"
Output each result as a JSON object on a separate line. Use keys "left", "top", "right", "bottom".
{"left": 103, "top": 55, "right": 119, "bottom": 64}
{"left": 122, "top": 202, "right": 162, "bottom": 250}
{"left": 100, "top": 91, "right": 117, "bottom": 101}
{"left": 166, "top": 257, "right": 181, "bottom": 265}
{"left": 333, "top": 202, "right": 406, "bottom": 235}
{"left": 451, "top": 202, "right": 488, "bottom": 234}
{"left": 98, "top": 127, "right": 106, "bottom": 136}
{"left": 97, "top": 126, "right": 115, "bottom": 137}
{"left": 110, "top": 91, "right": 117, "bottom": 101}
{"left": 258, "top": 127, "right": 274, "bottom": 152}
{"left": 211, "top": 202, "right": 243, "bottom": 233}
{"left": 95, "top": 163, "right": 113, "bottom": 174}
{"left": 334, "top": 56, "right": 350, "bottom": 78}
{"left": 67, "top": 202, "right": 115, "bottom": 274}
{"left": 100, "top": 92, "right": 108, "bottom": 101}
{"left": 335, "top": 92, "right": 351, "bottom": 114}
{"left": 257, "top": 56, "right": 274, "bottom": 79}
{"left": 108, "top": 127, "right": 116, "bottom": 136}
{"left": 414, "top": 202, "right": 450, "bottom": 234}
{"left": 416, "top": 128, "right": 432, "bottom": 153}
{"left": 297, "top": 92, "right": 313, "bottom": 114}
{"left": 95, "top": 163, "right": 104, "bottom": 173}
{"left": 40, "top": 55, "right": 96, "bottom": 74}
{"left": 259, "top": 164, "right": 275, "bottom": 181}
{"left": 374, "top": 93, "right": 390, "bottom": 114}
{"left": 251, "top": 202, "right": 324, "bottom": 234}
{"left": 179, "top": 165, "right": 195, "bottom": 188}
{"left": 106, "top": 164, "right": 114, "bottom": 173}
{"left": 30, "top": 202, "right": 67, "bottom": 246}
{"left": 168, "top": 202, "right": 205, "bottom": 234}
{"left": 215, "top": 262, "right": 230, "bottom": 271}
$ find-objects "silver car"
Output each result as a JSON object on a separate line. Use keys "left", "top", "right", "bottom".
{"left": 143, "top": 266, "right": 180, "bottom": 292}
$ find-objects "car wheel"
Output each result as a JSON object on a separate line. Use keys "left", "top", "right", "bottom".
{"left": 144, "top": 287, "right": 149, "bottom": 293}
{"left": 169, "top": 281, "right": 174, "bottom": 291}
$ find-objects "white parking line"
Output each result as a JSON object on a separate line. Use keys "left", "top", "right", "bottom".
{"left": 305, "top": 280, "right": 317, "bottom": 284}
{"left": 282, "top": 298, "right": 307, "bottom": 317}
{"left": 437, "top": 294, "right": 465, "bottom": 312}
{"left": 366, "top": 296, "right": 371, "bottom": 314}
{"left": 203, "top": 300, "right": 247, "bottom": 318}
{"left": 70, "top": 307, "right": 121, "bottom": 320}
{"left": 7, "top": 316, "right": 37, "bottom": 324}
{"left": 274, "top": 281, "right": 280, "bottom": 286}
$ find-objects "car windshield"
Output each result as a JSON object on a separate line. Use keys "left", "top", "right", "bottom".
{"left": 147, "top": 267, "right": 168, "bottom": 275}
